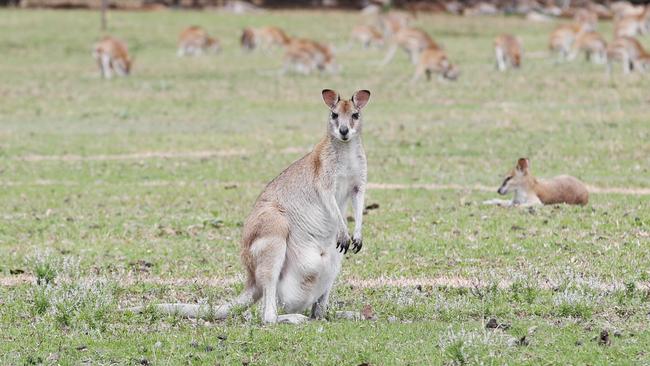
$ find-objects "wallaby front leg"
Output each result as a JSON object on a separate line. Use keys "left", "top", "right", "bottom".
{"left": 101, "top": 54, "right": 112, "bottom": 79}
{"left": 322, "top": 190, "right": 350, "bottom": 253}
{"left": 350, "top": 185, "right": 365, "bottom": 253}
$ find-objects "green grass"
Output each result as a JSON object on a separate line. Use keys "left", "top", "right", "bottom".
{"left": 1, "top": 8, "right": 650, "bottom": 365}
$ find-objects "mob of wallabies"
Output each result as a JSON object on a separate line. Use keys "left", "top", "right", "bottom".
{"left": 549, "top": 5, "right": 650, "bottom": 73}
{"left": 92, "top": 3, "right": 650, "bottom": 80}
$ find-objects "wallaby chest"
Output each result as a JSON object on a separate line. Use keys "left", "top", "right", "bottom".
{"left": 334, "top": 144, "right": 365, "bottom": 197}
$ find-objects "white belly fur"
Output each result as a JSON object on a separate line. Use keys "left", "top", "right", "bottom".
{"left": 277, "top": 238, "right": 343, "bottom": 313}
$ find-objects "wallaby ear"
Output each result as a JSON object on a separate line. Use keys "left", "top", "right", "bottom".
{"left": 352, "top": 90, "right": 371, "bottom": 109}
{"left": 322, "top": 89, "right": 339, "bottom": 109}
{"left": 516, "top": 158, "right": 529, "bottom": 173}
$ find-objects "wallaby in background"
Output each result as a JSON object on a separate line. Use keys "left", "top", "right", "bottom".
{"left": 549, "top": 21, "right": 594, "bottom": 61}
{"left": 177, "top": 26, "right": 220, "bottom": 57}
{"left": 607, "top": 36, "right": 650, "bottom": 74}
{"left": 411, "top": 47, "right": 460, "bottom": 82}
{"left": 569, "top": 31, "right": 607, "bottom": 64}
{"left": 381, "top": 27, "right": 440, "bottom": 66}
{"left": 127, "top": 89, "right": 371, "bottom": 324}
{"left": 483, "top": 158, "right": 589, "bottom": 207}
{"left": 240, "top": 26, "right": 291, "bottom": 51}
{"left": 614, "top": 5, "right": 650, "bottom": 37}
{"left": 93, "top": 36, "right": 132, "bottom": 79}
{"left": 283, "top": 38, "right": 338, "bottom": 74}
{"left": 350, "top": 24, "right": 385, "bottom": 49}
{"left": 494, "top": 34, "right": 522, "bottom": 71}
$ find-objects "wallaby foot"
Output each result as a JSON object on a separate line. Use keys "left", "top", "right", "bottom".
{"left": 277, "top": 314, "right": 310, "bottom": 324}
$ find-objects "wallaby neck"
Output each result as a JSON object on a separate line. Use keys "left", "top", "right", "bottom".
{"left": 514, "top": 176, "right": 541, "bottom": 204}
{"left": 326, "top": 133, "right": 362, "bottom": 155}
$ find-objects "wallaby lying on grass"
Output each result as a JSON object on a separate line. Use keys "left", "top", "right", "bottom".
{"left": 128, "top": 89, "right": 371, "bottom": 324}
{"left": 93, "top": 36, "right": 132, "bottom": 79}
{"left": 483, "top": 158, "right": 589, "bottom": 207}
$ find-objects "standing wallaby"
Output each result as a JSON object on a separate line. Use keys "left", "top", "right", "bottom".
{"left": 569, "top": 31, "right": 607, "bottom": 64}
{"left": 350, "top": 24, "right": 385, "bottom": 49}
{"left": 283, "top": 38, "right": 338, "bottom": 75}
{"left": 614, "top": 6, "right": 650, "bottom": 37}
{"left": 240, "top": 26, "right": 291, "bottom": 51}
{"left": 494, "top": 34, "right": 522, "bottom": 71}
{"left": 93, "top": 36, "right": 132, "bottom": 79}
{"left": 127, "top": 90, "right": 371, "bottom": 324}
{"left": 607, "top": 36, "right": 650, "bottom": 74}
{"left": 411, "top": 47, "right": 460, "bottom": 82}
{"left": 381, "top": 27, "right": 440, "bottom": 66}
{"left": 549, "top": 22, "right": 593, "bottom": 61}
{"left": 483, "top": 158, "right": 589, "bottom": 207}
{"left": 177, "top": 26, "right": 220, "bottom": 57}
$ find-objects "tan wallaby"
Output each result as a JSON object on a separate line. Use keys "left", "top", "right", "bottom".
{"left": 412, "top": 47, "right": 459, "bottom": 82}
{"left": 350, "top": 24, "right": 384, "bottom": 48}
{"left": 128, "top": 90, "right": 371, "bottom": 324}
{"left": 177, "top": 26, "right": 220, "bottom": 57}
{"left": 611, "top": 1, "right": 646, "bottom": 20}
{"left": 494, "top": 34, "right": 522, "bottom": 71}
{"left": 483, "top": 158, "right": 589, "bottom": 207}
{"left": 381, "top": 27, "right": 440, "bottom": 66}
{"left": 614, "top": 5, "right": 650, "bottom": 37}
{"left": 607, "top": 36, "right": 650, "bottom": 73}
{"left": 283, "top": 38, "right": 338, "bottom": 74}
{"left": 569, "top": 31, "right": 607, "bottom": 63}
{"left": 549, "top": 22, "right": 594, "bottom": 61}
{"left": 93, "top": 36, "right": 132, "bottom": 79}
{"left": 240, "top": 26, "right": 291, "bottom": 51}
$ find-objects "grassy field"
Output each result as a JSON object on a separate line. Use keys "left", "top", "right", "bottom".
{"left": 2, "top": 8, "right": 650, "bottom": 365}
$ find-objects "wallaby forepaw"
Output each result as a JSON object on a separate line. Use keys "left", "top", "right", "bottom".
{"left": 351, "top": 237, "right": 363, "bottom": 253}
{"left": 336, "top": 232, "right": 351, "bottom": 254}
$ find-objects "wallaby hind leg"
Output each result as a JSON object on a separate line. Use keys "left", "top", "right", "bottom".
{"left": 250, "top": 236, "right": 287, "bottom": 324}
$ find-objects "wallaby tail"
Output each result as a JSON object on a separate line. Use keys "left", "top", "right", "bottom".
{"left": 125, "top": 286, "right": 256, "bottom": 320}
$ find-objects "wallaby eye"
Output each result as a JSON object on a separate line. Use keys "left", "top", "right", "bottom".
{"left": 331, "top": 112, "right": 338, "bottom": 119}
{"left": 352, "top": 113, "right": 359, "bottom": 120}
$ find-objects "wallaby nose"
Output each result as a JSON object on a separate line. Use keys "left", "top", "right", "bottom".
{"left": 339, "top": 126, "right": 349, "bottom": 136}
